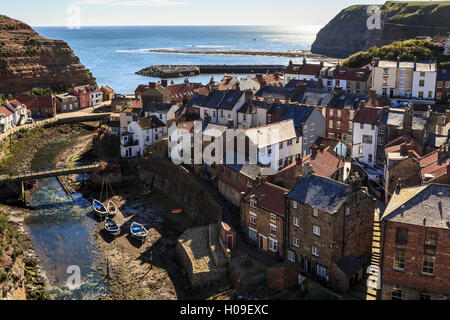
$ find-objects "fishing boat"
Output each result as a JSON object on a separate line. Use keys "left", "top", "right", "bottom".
{"left": 130, "top": 222, "right": 148, "bottom": 242}
{"left": 104, "top": 218, "right": 120, "bottom": 236}
{"left": 140, "top": 189, "right": 152, "bottom": 196}
{"left": 92, "top": 199, "right": 108, "bottom": 219}
{"left": 171, "top": 209, "right": 184, "bottom": 214}
{"left": 107, "top": 200, "right": 118, "bottom": 217}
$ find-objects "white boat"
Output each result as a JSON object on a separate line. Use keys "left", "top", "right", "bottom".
{"left": 104, "top": 218, "right": 120, "bottom": 236}
{"left": 130, "top": 222, "right": 148, "bottom": 242}
{"left": 107, "top": 200, "right": 118, "bottom": 217}
{"left": 93, "top": 199, "right": 108, "bottom": 219}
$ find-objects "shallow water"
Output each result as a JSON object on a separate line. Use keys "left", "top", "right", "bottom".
{"left": 24, "top": 134, "right": 109, "bottom": 300}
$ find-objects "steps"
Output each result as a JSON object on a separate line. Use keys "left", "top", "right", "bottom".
{"left": 208, "top": 224, "right": 228, "bottom": 268}
{"left": 366, "top": 210, "right": 382, "bottom": 300}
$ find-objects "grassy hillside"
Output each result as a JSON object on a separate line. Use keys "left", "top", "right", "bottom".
{"left": 383, "top": 1, "right": 450, "bottom": 26}
{"left": 341, "top": 39, "right": 450, "bottom": 69}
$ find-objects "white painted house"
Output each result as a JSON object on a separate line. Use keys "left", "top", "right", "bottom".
{"left": 144, "top": 103, "right": 179, "bottom": 125}
{"left": 411, "top": 62, "right": 437, "bottom": 100}
{"left": 351, "top": 106, "right": 386, "bottom": 168}
{"left": 284, "top": 60, "right": 323, "bottom": 85}
{"left": 120, "top": 116, "right": 167, "bottom": 158}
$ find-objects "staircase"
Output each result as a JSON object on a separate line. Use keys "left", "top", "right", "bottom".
{"left": 208, "top": 224, "right": 228, "bottom": 268}
{"left": 366, "top": 209, "right": 382, "bottom": 300}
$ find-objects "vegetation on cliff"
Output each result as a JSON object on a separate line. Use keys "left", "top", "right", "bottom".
{"left": 341, "top": 39, "right": 450, "bottom": 69}
{"left": 311, "top": 1, "right": 450, "bottom": 58}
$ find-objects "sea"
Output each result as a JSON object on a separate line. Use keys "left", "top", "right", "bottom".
{"left": 34, "top": 25, "right": 323, "bottom": 94}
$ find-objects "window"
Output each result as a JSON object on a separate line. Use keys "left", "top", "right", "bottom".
{"left": 345, "top": 208, "right": 350, "bottom": 216}
{"left": 446, "top": 81, "right": 450, "bottom": 89}
{"left": 293, "top": 238, "right": 300, "bottom": 248}
{"left": 363, "top": 135, "right": 373, "bottom": 144}
{"left": 317, "top": 264, "right": 327, "bottom": 278}
{"left": 313, "top": 208, "right": 318, "bottom": 217}
{"left": 247, "top": 180, "right": 253, "bottom": 188}
{"left": 336, "top": 121, "right": 341, "bottom": 130}
{"left": 304, "top": 137, "right": 308, "bottom": 144}
{"left": 329, "top": 109, "right": 334, "bottom": 117}
{"left": 312, "top": 246, "right": 319, "bottom": 257}
{"left": 249, "top": 212, "right": 257, "bottom": 225}
{"left": 420, "top": 72, "right": 425, "bottom": 77}
{"left": 437, "top": 81, "right": 443, "bottom": 89}
{"left": 378, "top": 136, "right": 384, "bottom": 146}
{"left": 424, "top": 231, "right": 438, "bottom": 247}
{"left": 418, "top": 91, "right": 424, "bottom": 99}
{"left": 279, "top": 142, "right": 283, "bottom": 149}
{"left": 270, "top": 213, "right": 276, "bottom": 222}
{"left": 359, "top": 146, "right": 363, "bottom": 155}
{"left": 422, "top": 255, "right": 435, "bottom": 276}
{"left": 393, "top": 248, "right": 406, "bottom": 271}
{"left": 292, "top": 201, "right": 298, "bottom": 209}
{"left": 296, "top": 137, "right": 300, "bottom": 144}
{"left": 391, "top": 289, "right": 403, "bottom": 300}
{"left": 313, "top": 225, "right": 321, "bottom": 236}
{"left": 269, "top": 238, "right": 278, "bottom": 252}
{"left": 293, "top": 216, "right": 299, "bottom": 227}
{"left": 337, "top": 110, "right": 342, "bottom": 118}
{"left": 310, "top": 123, "right": 315, "bottom": 131}
{"left": 288, "top": 250, "right": 296, "bottom": 262}
{"left": 249, "top": 227, "right": 257, "bottom": 241}
{"left": 270, "top": 224, "right": 277, "bottom": 236}
{"left": 399, "top": 78, "right": 406, "bottom": 85}
{"left": 400, "top": 68, "right": 406, "bottom": 75}
{"left": 237, "top": 175, "right": 241, "bottom": 183}
{"left": 303, "top": 125, "right": 308, "bottom": 133}
{"left": 428, "top": 91, "right": 433, "bottom": 99}
{"left": 360, "top": 123, "right": 364, "bottom": 129}
{"left": 250, "top": 198, "right": 257, "bottom": 208}
{"left": 329, "top": 120, "right": 333, "bottom": 129}
{"left": 395, "top": 228, "right": 408, "bottom": 244}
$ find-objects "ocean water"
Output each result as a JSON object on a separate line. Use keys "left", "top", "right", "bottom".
{"left": 34, "top": 25, "right": 322, "bottom": 94}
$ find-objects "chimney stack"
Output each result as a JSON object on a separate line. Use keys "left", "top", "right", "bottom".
{"left": 161, "top": 79, "right": 168, "bottom": 88}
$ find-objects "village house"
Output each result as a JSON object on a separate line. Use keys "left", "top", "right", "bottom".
{"left": 55, "top": 93, "right": 79, "bottom": 113}
{"left": 241, "top": 182, "right": 289, "bottom": 260}
{"left": 0, "top": 105, "right": 14, "bottom": 133}
{"left": 15, "top": 95, "right": 57, "bottom": 118}
{"left": 284, "top": 59, "right": 323, "bottom": 84}
{"left": 351, "top": 106, "right": 387, "bottom": 168}
{"left": 319, "top": 65, "right": 371, "bottom": 94}
{"left": 3, "top": 99, "right": 28, "bottom": 126}
{"left": 237, "top": 100, "right": 269, "bottom": 128}
{"left": 70, "top": 85, "right": 91, "bottom": 109}
{"left": 286, "top": 174, "right": 375, "bottom": 293}
{"left": 166, "top": 80, "right": 204, "bottom": 104}
{"left": 370, "top": 58, "right": 437, "bottom": 101}
{"left": 136, "top": 82, "right": 172, "bottom": 108}
{"left": 280, "top": 105, "right": 326, "bottom": 157}
{"left": 325, "top": 91, "right": 366, "bottom": 145}
{"left": 120, "top": 106, "right": 143, "bottom": 134}
{"left": 431, "top": 35, "right": 450, "bottom": 53}
{"left": 100, "top": 85, "right": 115, "bottom": 102}
{"left": 189, "top": 89, "right": 246, "bottom": 127}
{"left": 143, "top": 103, "right": 179, "bottom": 126}
{"left": 120, "top": 115, "right": 167, "bottom": 158}
{"left": 302, "top": 144, "right": 347, "bottom": 182}
{"left": 436, "top": 70, "right": 450, "bottom": 103}
{"left": 240, "top": 73, "right": 284, "bottom": 92}
{"left": 380, "top": 184, "right": 450, "bottom": 300}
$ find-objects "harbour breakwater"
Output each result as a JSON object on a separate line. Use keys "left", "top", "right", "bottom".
{"left": 136, "top": 64, "right": 287, "bottom": 78}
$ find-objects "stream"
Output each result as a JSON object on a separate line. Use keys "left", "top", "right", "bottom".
{"left": 23, "top": 134, "right": 109, "bottom": 300}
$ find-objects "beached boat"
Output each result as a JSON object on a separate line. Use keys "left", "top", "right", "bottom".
{"left": 130, "top": 222, "right": 148, "bottom": 242}
{"left": 93, "top": 199, "right": 108, "bottom": 219}
{"left": 140, "top": 189, "right": 152, "bottom": 196}
{"left": 107, "top": 200, "right": 118, "bottom": 217}
{"left": 104, "top": 218, "right": 120, "bottom": 236}
{"left": 171, "top": 209, "right": 184, "bottom": 214}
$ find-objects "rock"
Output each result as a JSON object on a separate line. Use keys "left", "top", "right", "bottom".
{"left": 0, "top": 15, "right": 96, "bottom": 94}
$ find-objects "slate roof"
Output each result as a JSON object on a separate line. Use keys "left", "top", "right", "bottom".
{"left": 267, "top": 102, "right": 290, "bottom": 116}
{"left": 292, "top": 89, "right": 334, "bottom": 106}
{"left": 255, "top": 86, "right": 296, "bottom": 100}
{"left": 248, "top": 182, "right": 288, "bottom": 217}
{"left": 221, "top": 151, "right": 261, "bottom": 180}
{"left": 327, "top": 92, "right": 366, "bottom": 110}
{"left": 188, "top": 93, "right": 207, "bottom": 108}
{"left": 280, "top": 105, "right": 314, "bottom": 128}
{"left": 285, "top": 79, "right": 319, "bottom": 89}
{"left": 437, "top": 70, "right": 450, "bottom": 81}
{"left": 287, "top": 174, "right": 350, "bottom": 214}
{"left": 412, "top": 113, "right": 427, "bottom": 131}
{"left": 192, "top": 90, "right": 243, "bottom": 110}
{"left": 353, "top": 106, "right": 385, "bottom": 124}
{"left": 386, "top": 109, "right": 405, "bottom": 128}
{"left": 381, "top": 184, "right": 450, "bottom": 229}
{"left": 285, "top": 63, "right": 322, "bottom": 76}
{"left": 137, "top": 116, "right": 166, "bottom": 130}
{"left": 145, "top": 103, "right": 173, "bottom": 113}
{"left": 334, "top": 256, "right": 363, "bottom": 276}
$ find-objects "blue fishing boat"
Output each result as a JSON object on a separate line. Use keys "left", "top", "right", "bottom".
{"left": 93, "top": 199, "right": 108, "bottom": 219}
{"left": 130, "top": 222, "right": 148, "bottom": 242}
{"left": 104, "top": 218, "right": 120, "bottom": 236}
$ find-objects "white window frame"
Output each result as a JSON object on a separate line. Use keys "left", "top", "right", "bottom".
{"left": 270, "top": 223, "right": 277, "bottom": 236}
{"left": 248, "top": 227, "right": 257, "bottom": 241}
{"left": 312, "top": 246, "right": 319, "bottom": 257}
{"left": 270, "top": 213, "right": 276, "bottom": 222}
{"left": 293, "top": 238, "right": 300, "bottom": 248}
{"left": 250, "top": 198, "right": 257, "bottom": 208}
{"left": 288, "top": 250, "right": 296, "bottom": 262}
{"left": 268, "top": 237, "right": 278, "bottom": 252}
{"left": 249, "top": 212, "right": 257, "bottom": 225}
{"left": 317, "top": 264, "right": 327, "bottom": 278}
{"left": 313, "top": 208, "right": 318, "bottom": 218}
{"left": 293, "top": 216, "right": 299, "bottom": 227}
{"left": 293, "top": 201, "right": 298, "bottom": 209}
{"left": 313, "top": 225, "right": 321, "bottom": 237}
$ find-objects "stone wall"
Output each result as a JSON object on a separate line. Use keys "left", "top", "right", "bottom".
{"left": 137, "top": 159, "right": 222, "bottom": 226}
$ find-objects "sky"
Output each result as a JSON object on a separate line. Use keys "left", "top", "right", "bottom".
{"left": 2, "top": 0, "right": 420, "bottom": 27}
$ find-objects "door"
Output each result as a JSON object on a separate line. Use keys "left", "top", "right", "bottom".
{"left": 259, "top": 235, "right": 268, "bottom": 251}
{"left": 227, "top": 235, "right": 233, "bottom": 250}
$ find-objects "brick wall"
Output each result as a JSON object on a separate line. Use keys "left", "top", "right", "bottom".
{"left": 325, "top": 107, "right": 351, "bottom": 141}
{"left": 267, "top": 265, "right": 301, "bottom": 291}
{"left": 381, "top": 221, "right": 450, "bottom": 299}
{"left": 385, "top": 157, "right": 421, "bottom": 203}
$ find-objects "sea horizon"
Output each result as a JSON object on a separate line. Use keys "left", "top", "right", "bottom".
{"left": 35, "top": 25, "right": 323, "bottom": 94}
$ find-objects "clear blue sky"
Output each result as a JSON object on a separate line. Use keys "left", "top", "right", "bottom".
{"left": 3, "top": 0, "right": 418, "bottom": 26}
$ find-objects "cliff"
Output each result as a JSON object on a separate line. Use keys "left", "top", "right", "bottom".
{"left": 311, "top": 1, "right": 450, "bottom": 58}
{"left": 0, "top": 15, "right": 96, "bottom": 94}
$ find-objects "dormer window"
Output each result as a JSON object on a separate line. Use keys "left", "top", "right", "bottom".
{"left": 250, "top": 198, "right": 257, "bottom": 208}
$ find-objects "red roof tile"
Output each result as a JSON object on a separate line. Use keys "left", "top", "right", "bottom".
{"left": 285, "top": 63, "right": 322, "bottom": 76}
{"left": 250, "top": 182, "right": 288, "bottom": 216}
{"left": 303, "top": 147, "right": 345, "bottom": 178}
{"left": 353, "top": 106, "right": 385, "bottom": 124}
{"left": 419, "top": 151, "right": 438, "bottom": 168}
{"left": 0, "top": 106, "right": 13, "bottom": 117}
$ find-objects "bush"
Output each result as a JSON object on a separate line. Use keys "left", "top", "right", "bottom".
{"left": 0, "top": 271, "right": 7, "bottom": 283}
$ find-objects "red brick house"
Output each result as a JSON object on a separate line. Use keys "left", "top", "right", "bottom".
{"left": 241, "top": 182, "right": 289, "bottom": 260}
{"left": 70, "top": 86, "right": 91, "bottom": 109}
{"left": 286, "top": 174, "right": 375, "bottom": 292}
{"left": 380, "top": 184, "right": 450, "bottom": 300}
{"left": 15, "top": 95, "right": 57, "bottom": 118}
